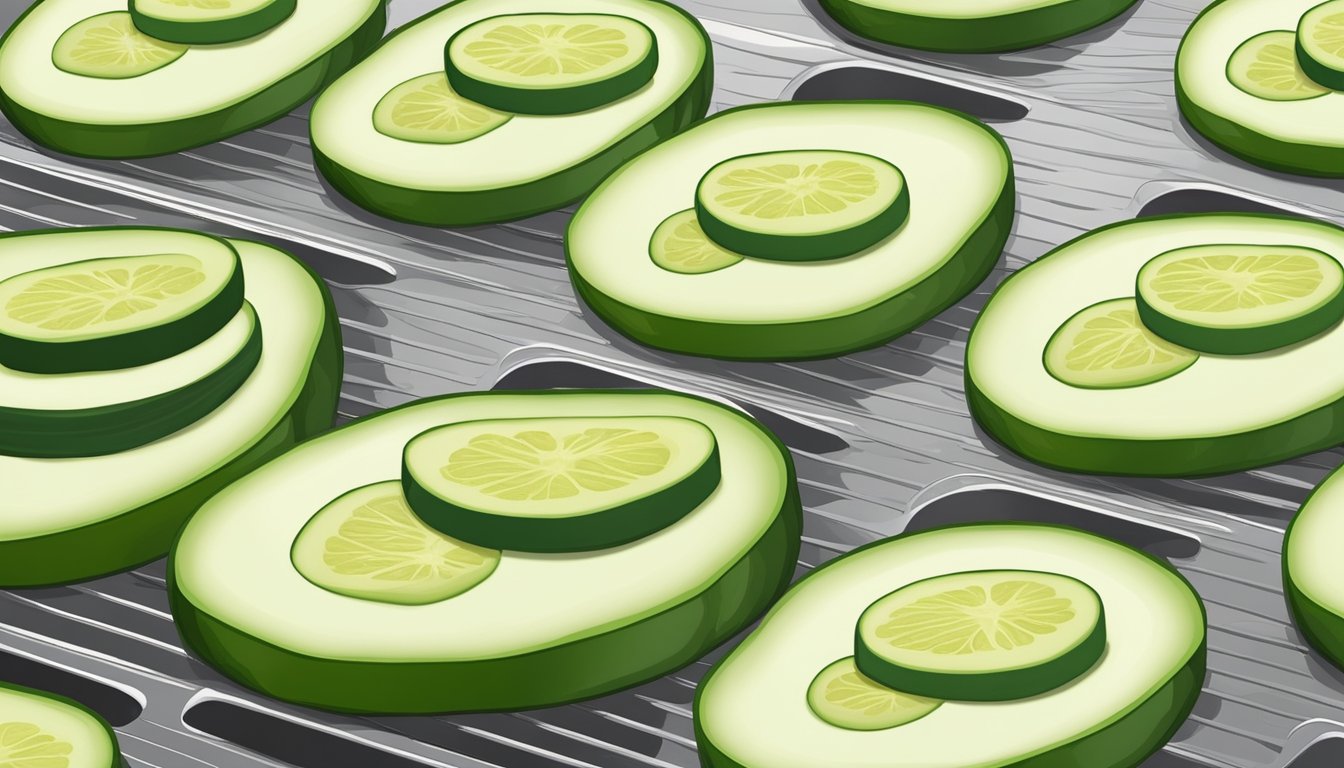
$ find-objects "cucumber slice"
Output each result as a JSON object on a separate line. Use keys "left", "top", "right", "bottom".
{"left": 568, "top": 101, "right": 1013, "bottom": 360}
{"left": 696, "top": 523, "right": 1206, "bottom": 768}
{"left": 694, "top": 150, "right": 909, "bottom": 262}
{"left": 130, "top": 0, "right": 297, "bottom": 45}
{"left": 1286, "top": 462, "right": 1344, "bottom": 672}
{"left": 402, "top": 415, "right": 720, "bottom": 552}
{"left": 0, "top": 302, "right": 261, "bottom": 459}
{"left": 967, "top": 214, "right": 1344, "bottom": 476}
{"left": 1136, "top": 244, "right": 1344, "bottom": 354}
{"left": 0, "top": 0, "right": 385, "bottom": 158}
{"left": 0, "top": 230, "right": 243, "bottom": 374}
{"left": 1043, "top": 298, "right": 1199, "bottom": 389}
{"left": 170, "top": 390, "right": 801, "bottom": 713}
{"left": 1298, "top": 1, "right": 1344, "bottom": 90}
{"left": 292, "top": 481, "right": 501, "bottom": 606}
{"left": 649, "top": 209, "right": 743, "bottom": 275}
{"left": 806, "top": 657, "right": 941, "bottom": 732}
{"left": 1178, "top": 0, "right": 1344, "bottom": 176}
{"left": 854, "top": 570, "right": 1106, "bottom": 701}
{"left": 310, "top": 0, "right": 711, "bottom": 226}
{"left": 816, "top": 0, "right": 1139, "bottom": 53}
{"left": 372, "top": 73, "right": 511, "bottom": 145}
{"left": 0, "top": 683, "right": 122, "bottom": 768}
{"left": 0, "top": 232, "right": 340, "bottom": 587}
{"left": 445, "top": 13, "right": 658, "bottom": 115}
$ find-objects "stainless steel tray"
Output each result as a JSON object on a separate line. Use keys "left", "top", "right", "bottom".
{"left": 2, "top": 1, "right": 1343, "bottom": 766}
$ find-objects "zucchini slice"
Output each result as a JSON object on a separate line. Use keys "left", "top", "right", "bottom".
{"left": 967, "top": 213, "right": 1344, "bottom": 476}
{"left": 0, "top": 0, "right": 386, "bottom": 158}
{"left": 1299, "top": 1, "right": 1344, "bottom": 90}
{"left": 0, "top": 232, "right": 340, "bottom": 587}
{"left": 567, "top": 101, "right": 1013, "bottom": 360}
{"left": 310, "top": 0, "right": 712, "bottom": 226}
{"left": 0, "top": 229, "right": 243, "bottom": 374}
{"left": 696, "top": 523, "right": 1206, "bottom": 768}
{"left": 170, "top": 390, "right": 801, "bottom": 713}
{"left": 1286, "top": 462, "right": 1344, "bottom": 672}
{"left": 130, "top": 0, "right": 298, "bottom": 45}
{"left": 0, "top": 683, "right": 123, "bottom": 768}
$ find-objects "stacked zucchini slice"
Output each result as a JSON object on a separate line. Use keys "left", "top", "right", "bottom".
{"left": 170, "top": 390, "right": 801, "bottom": 713}
{"left": 0, "top": 683, "right": 124, "bottom": 768}
{"left": 567, "top": 101, "right": 1014, "bottom": 360}
{"left": 311, "top": 0, "right": 713, "bottom": 226}
{"left": 695, "top": 523, "right": 1206, "bottom": 768}
{"left": 0, "top": 227, "right": 341, "bottom": 586}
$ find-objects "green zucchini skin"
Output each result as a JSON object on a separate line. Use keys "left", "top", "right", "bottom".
{"left": 1298, "top": 37, "right": 1344, "bottom": 92}
{"left": 1285, "top": 477, "right": 1344, "bottom": 671}
{"left": 0, "top": 2, "right": 387, "bottom": 159}
{"left": 816, "top": 0, "right": 1138, "bottom": 53}
{"left": 1135, "top": 288, "right": 1344, "bottom": 355}
{"left": 0, "top": 235, "right": 342, "bottom": 588}
{"left": 402, "top": 439, "right": 721, "bottom": 553}
{"left": 168, "top": 390, "right": 801, "bottom": 715}
{"left": 129, "top": 0, "right": 298, "bottom": 45}
{"left": 0, "top": 682, "right": 126, "bottom": 768}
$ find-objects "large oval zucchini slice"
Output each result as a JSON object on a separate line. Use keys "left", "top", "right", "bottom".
{"left": 0, "top": 683, "right": 122, "bottom": 768}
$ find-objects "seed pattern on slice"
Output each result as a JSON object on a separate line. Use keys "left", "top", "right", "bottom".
{"left": 1044, "top": 298, "right": 1199, "bottom": 389}
{"left": 0, "top": 722, "right": 72, "bottom": 768}
{"left": 806, "top": 657, "right": 940, "bottom": 732}
{"left": 441, "top": 428, "right": 670, "bottom": 501}
{"left": 52, "top": 12, "right": 187, "bottom": 79}
{"left": 372, "top": 73, "right": 511, "bottom": 145}
{"left": 1226, "top": 31, "right": 1329, "bottom": 101}
{"left": 4, "top": 257, "right": 205, "bottom": 332}
{"left": 709, "top": 158, "right": 880, "bottom": 222}
{"left": 1308, "top": 10, "right": 1344, "bottom": 56}
{"left": 649, "top": 210, "right": 743, "bottom": 275}
{"left": 875, "top": 579, "right": 1076, "bottom": 654}
{"left": 1143, "top": 249, "right": 1330, "bottom": 312}
{"left": 461, "top": 19, "right": 639, "bottom": 80}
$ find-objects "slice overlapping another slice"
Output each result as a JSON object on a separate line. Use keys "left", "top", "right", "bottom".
{"left": 1298, "top": 0, "right": 1344, "bottom": 90}
{"left": 0, "top": 683, "right": 122, "bottom": 768}
{"left": 170, "top": 390, "right": 801, "bottom": 713}
{"left": 129, "top": 0, "right": 298, "bottom": 44}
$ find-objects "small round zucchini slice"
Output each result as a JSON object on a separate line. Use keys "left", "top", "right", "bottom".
{"left": 1298, "top": 0, "right": 1344, "bottom": 90}
{"left": 402, "top": 415, "right": 720, "bottom": 552}
{"left": 1043, "top": 298, "right": 1199, "bottom": 390}
{"left": 445, "top": 13, "right": 658, "bottom": 115}
{"left": 854, "top": 569, "right": 1106, "bottom": 701}
{"left": 694, "top": 150, "right": 909, "bottom": 262}
{"left": 0, "top": 230, "right": 243, "bottom": 373}
{"left": 1286, "top": 462, "right": 1344, "bottom": 673}
{"left": 130, "top": 0, "right": 297, "bottom": 44}
{"left": 806, "top": 657, "right": 941, "bottom": 732}
{"left": 0, "top": 683, "right": 122, "bottom": 768}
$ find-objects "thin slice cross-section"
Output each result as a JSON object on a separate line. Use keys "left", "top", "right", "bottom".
{"left": 1298, "top": 1, "right": 1344, "bottom": 90}
{"left": 51, "top": 12, "right": 187, "bottom": 80}
{"left": 1044, "top": 297, "right": 1199, "bottom": 389}
{"left": 130, "top": 0, "right": 297, "bottom": 44}
{"left": 1226, "top": 30, "right": 1329, "bottom": 101}
{"left": 649, "top": 209, "right": 744, "bottom": 275}
{"left": 806, "top": 657, "right": 940, "bottom": 731}
{"left": 372, "top": 73, "right": 511, "bottom": 145}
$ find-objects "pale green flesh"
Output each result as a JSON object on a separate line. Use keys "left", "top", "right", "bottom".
{"left": 447, "top": 13, "right": 655, "bottom": 90}
{"left": 0, "top": 237, "right": 326, "bottom": 542}
{"left": 405, "top": 415, "right": 715, "bottom": 519}
{"left": 1226, "top": 31, "right": 1328, "bottom": 101}
{"left": 51, "top": 12, "right": 186, "bottom": 79}
{"left": 569, "top": 102, "right": 1008, "bottom": 325}
{"left": 699, "top": 525, "right": 1204, "bottom": 768}
{"left": 134, "top": 0, "right": 283, "bottom": 23}
{"left": 0, "top": 243, "right": 237, "bottom": 343}
{"left": 372, "top": 73, "right": 511, "bottom": 145}
{"left": 173, "top": 392, "right": 786, "bottom": 662}
{"left": 649, "top": 209, "right": 744, "bottom": 274}
{"left": 292, "top": 481, "right": 501, "bottom": 606}
{"left": 311, "top": 0, "right": 707, "bottom": 192}
{"left": 806, "top": 657, "right": 941, "bottom": 732}
{"left": 1180, "top": 0, "right": 1344, "bottom": 146}
{"left": 834, "top": 0, "right": 1082, "bottom": 19}
{"left": 0, "top": 301, "right": 255, "bottom": 411}
{"left": 968, "top": 215, "right": 1344, "bottom": 440}
{"left": 0, "top": 687, "right": 116, "bottom": 768}
{"left": 1300, "top": 1, "right": 1344, "bottom": 74}
{"left": 0, "top": 0, "right": 380, "bottom": 125}
{"left": 1289, "top": 465, "right": 1344, "bottom": 614}
{"left": 1043, "top": 298, "right": 1198, "bottom": 389}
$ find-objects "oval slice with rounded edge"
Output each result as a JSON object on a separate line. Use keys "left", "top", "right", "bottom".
{"left": 854, "top": 569, "right": 1106, "bottom": 701}
{"left": 694, "top": 150, "right": 909, "bottom": 262}
{"left": 1043, "top": 298, "right": 1199, "bottom": 389}
{"left": 51, "top": 11, "right": 186, "bottom": 80}
{"left": 806, "top": 657, "right": 941, "bottom": 732}
{"left": 967, "top": 214, "right": 1344, "bottom": 476}
{"left": 1298, "top": 0, "right": 1344, "bottom": 90}
{"left": 402, "top": 415, "right": 720, "bottom": 552}
{"left": 312, "top": 0, "right": 710, "bottom": 226}
{"left": 1136, "top": 244, "right": 1344, "bottom": 354}
{"left": 0, "top": 0, "right": 385, "bottom": 158}
{"left": 292, "top": 481, "right": 501, "bottom": 606}
{"left": 649, "top": 209, "right": 743, "bottom": 275}
{"left": 446, "top": 12, "right": 658, "bottom": 115}
{"left": 170, "top": 390, "right": 800, "bottom": 713}
{"left": 695, "top": 523, "right": 1206, "bottom": 768}
{"left": 1226, "top": 31, "right": 1329, "bottom": 101}
{"left": 372, "top": 73, "right": 511, "bottom": 145}
{"left": 0, "top": 683, "right": 122, "bottom": 768}
{"left": 130, "top": 0, "right": 297, "bottom": 45}
{"left": 1286, "top": 462, "right": 1344, "bottom": 674}
{"left": 0, "top": 302, "right": 262, "bottom": 459}
{"left": 568, "top": 101, "right": 1013, "bottom": 360}
{"left": 0, "top": 234, "right": 243, "bottom": 374}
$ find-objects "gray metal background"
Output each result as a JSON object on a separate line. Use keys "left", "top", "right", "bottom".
{"left": 2, "top": 0, "right": 1343, "bottom": 765}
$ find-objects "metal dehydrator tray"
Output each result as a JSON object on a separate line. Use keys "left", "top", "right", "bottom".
{"left": 3, "top": 0, "right": 1344, "bottom": 766}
